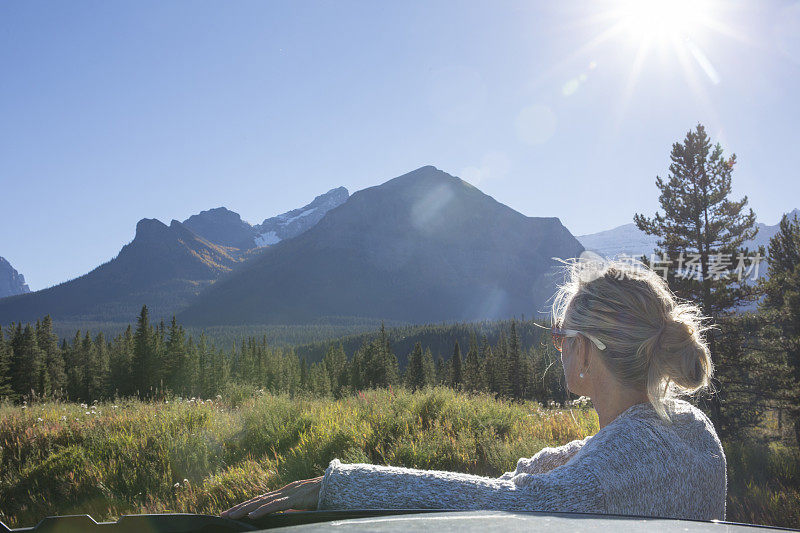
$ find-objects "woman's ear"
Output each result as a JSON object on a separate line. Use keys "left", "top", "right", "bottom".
{"left": 579, "top": 336, "right": 592, "bottom": 373}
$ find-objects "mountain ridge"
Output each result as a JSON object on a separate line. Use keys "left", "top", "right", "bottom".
{"left": 0, "top": 257, "right": 30, "bottom": 298}
{"left": 177, "top": 166, "right": 583, "bottom": 326}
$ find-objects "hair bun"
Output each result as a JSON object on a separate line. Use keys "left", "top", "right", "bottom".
{"left": 652, "top": 315, "right": 711, "bottom": 392}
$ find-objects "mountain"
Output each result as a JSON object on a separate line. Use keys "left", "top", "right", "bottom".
{"left": 181, "top": 188, "right": 349, "bottom": 249}
{"left": 576, "top": 208, "right": 800, "bottom": 261}
{"left": 0, "top": 257, "right": 30, "bottom": 298}
{"left": 183, "top": 207, "right": 259, "bottom": 251}
{"left": 178, "top": 166, "right": 584, "bottom": 326}
{"left": 0, "top": 219, "right": 250, "bottom": 324}
{"left": 253, "top": 187, "right": 349, "bottom": 246}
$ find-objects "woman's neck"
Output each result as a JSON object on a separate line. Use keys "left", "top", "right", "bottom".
{"left": 592, "top": 386, "right": 650, "bottom": 430}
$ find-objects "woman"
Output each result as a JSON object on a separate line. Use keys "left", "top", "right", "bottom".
{"left": 221, "top": 258, "right": 727, "bottom": 521}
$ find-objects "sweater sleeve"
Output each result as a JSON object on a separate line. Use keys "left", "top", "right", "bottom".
{"left": 498, "top": 435, "right": 593, "bottom": 480}
{"left": 316, "top": 457, "right": 605, "bottom": 513}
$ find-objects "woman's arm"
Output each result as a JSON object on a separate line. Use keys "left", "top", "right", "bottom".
{"left": 317, "top": 455, "right": 605, "bottom": 513}
{"left": 500, "top": 435, "right": 593, "bottom": 479}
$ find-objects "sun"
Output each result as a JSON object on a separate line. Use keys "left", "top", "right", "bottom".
{"left": 612, "top": 0, "right": 713, "bottom": 43}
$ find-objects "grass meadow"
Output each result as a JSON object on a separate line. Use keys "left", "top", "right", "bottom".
{"left": 0, "top": 387, "right": 797, "bottom": 529}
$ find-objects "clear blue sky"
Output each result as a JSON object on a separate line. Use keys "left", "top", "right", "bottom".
{"left": 1, "top": 0, "right": 798, "bottom": 290}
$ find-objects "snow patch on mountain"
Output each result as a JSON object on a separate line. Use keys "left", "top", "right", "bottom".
{"left": 255, "top": 231, "right": 281, "bottom": 246}
{"left": 254, "top": 187, "right": 348, "bottom": 245}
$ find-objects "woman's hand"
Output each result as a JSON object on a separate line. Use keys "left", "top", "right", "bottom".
{"left": 221, "top": 476, "right": 323, "bottom": 519}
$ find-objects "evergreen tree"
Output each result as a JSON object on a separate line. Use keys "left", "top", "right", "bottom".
{"left": 165, "top": 316, "right": 188, "bottom": 394}
{"left": 0, "top": 327, "right": 14, "bottom": 399}
{"left": 463, "top": 335, "right": 485, "bottom": 392}
{"left": 36, "top": 315, "right": 65, "bottom": 398}
{"left": 308, "top": 362, "right": 332, "bottom": 397}
{"left": 434, "top": 354, "right": 445, "bottom": 385}
{"left": 508, "top": 321, "right": 523, "bottom": 399}
{"left": 11, "top": 324, "right": 44, "bottom": 400}
{"left": 84, "top": 333, "right": 110, "bottom": 401}
{"left": 132, "top": 305, "right": 156, "bottom": 397}
{"left": 322, "top": 343, "right": 347, "bottom": 397}
{"left": 757, "top": 213, "right": 800, "bottom": 445}
{"left": 422, "top": 347, "right": 436, "bottom": 388}
{"left": 300, "top": 356, "right": 309, "bottom": 391}
{"left": 481, "top": 336, "right": 498, "bottom": 396}
{"left": 450, "top": 340, "right": 463, "bottom": 390}
{"left": 109, "top": 326, "right": 134, "bottom": 398}
{"left": 634, "top": 123, "right": 760, "bottom": 426}
{"left": 405, "top": 342, "right": 425, "bottom": 391}
{"left": 65, "top": 330, "right": 84, "bottom": 400}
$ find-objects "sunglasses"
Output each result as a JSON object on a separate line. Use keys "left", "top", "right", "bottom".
{"left": 551, "top": 327, "right": 607, "bottom": 352}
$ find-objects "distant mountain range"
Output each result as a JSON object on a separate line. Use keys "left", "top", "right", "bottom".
{"left": 0, "top": 257, "right": 30, "bottom": 298}
{"left": 0, "top": 189, "right": 349, "bottom": 324}
{"left": 576, "top": 208, "right": 800, "bottom": 263}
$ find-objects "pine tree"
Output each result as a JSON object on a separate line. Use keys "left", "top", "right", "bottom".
{"left": 434, "top": 355, "right": 445, "bottom": 385}
{"left": 84, "top": 333, "right": 110, "bottom": 401}
{"left": 405, "top": 342, "right": 425, "bottom": 391}
{"left": 422, "top": 347, "right": 436, "bottom": 388}
{"left": 109, "top": 326, "right": 134, "bottom": 398}
{"left": 65, "top": 331, "right": 84, "bottom": 400}
{"left": 508, "top": 321, "right": 523, "bottom": 399}
{"left": 322, "top": 343, "right": 347, "bottom": 398}
{"left": 450, "top": 340, "right": 463, "bottom": 390}
{"left": 463, "top": 334, "right": 485, "bottom": 392}
{"left": 481, "top": 336, "right": 498, "bottom": 396}
{"left": 300, "top": 356, "right": 309, "bottom": 391}
{"left": 757, "top": 213, "right": 800, "bottom": 445}
{"left": 36, "top": 315, "right": 65, "bottom": 398}
{"left": 0, "top": 327, "right": 14, "bottom": 399}
{"left": 165, "top": 316, "right": 188, "bottom": 394}
{"left": 634, "top": 123, "right": 760, "bottom": 426}
{"left": 132, "top": 305, "right": 156, "bottom": 397}
{"left": 12, "top": 324, "right": 44, "bottom": 400}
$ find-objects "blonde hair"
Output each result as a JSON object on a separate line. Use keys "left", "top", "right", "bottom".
{"left": 551, "top": 256, "right": 715, "bottom": 424}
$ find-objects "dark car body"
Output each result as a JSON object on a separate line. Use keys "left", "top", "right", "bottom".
{"left": 3, "top": 510, "right": 798, "bottom": 533}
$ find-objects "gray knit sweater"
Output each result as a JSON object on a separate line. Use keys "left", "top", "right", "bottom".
{"left": 317, "top": 398, "right": 727, "bottom": 521}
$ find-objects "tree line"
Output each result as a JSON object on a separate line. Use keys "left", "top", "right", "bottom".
{"left": 0, "top": 308, "right": 569, "bottom": 404}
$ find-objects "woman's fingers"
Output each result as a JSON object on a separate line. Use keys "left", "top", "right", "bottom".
{"left": 248, "top": 496, "right": 291, "bottom": 518}
{"left": 223, "top": 490, "right": 281, "bottom": 519}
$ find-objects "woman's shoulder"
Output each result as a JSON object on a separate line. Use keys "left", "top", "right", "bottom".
{"left": 575, "top": 399, "right": 723, "bottom": 457}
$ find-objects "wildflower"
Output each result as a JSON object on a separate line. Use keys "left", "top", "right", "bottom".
{"left": 174, "top": 482, "right": 181, "bottom": 488}
{"left": 183, "top": 478, "right": 189, "bottom": 484}
{"left": 85, "top": 411, "right": 90, "bottom": 415}
{"left": 60, "top": 416, "right": 67, "bottom": 421}
{"left": 37, "top": 417, "right": 43, "bottom": 422}
{"left": 216, "top": 394, "right": 222, "bottom": 400}
{"left": 80, "top": 403, "right": 88, "bottom": 409}
{"left": 112, "top": 405, "right": 118, "bottom": 409}
{"left": 21, "top": 405, "right": 27, "bottom": 410}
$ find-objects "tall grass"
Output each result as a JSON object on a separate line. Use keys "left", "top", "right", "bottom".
{"left": 0, "top": 388, "right": 796, "bottom": 529}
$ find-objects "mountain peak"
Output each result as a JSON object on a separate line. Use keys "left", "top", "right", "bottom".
{"left": 0, "top": 256, "right": 31, "bottom": 298}
{"left": 135, "top": 218, "right": 169, "bottom": 238}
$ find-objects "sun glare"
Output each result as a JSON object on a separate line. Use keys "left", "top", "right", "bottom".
{"left": 615, "top": 0, "right": 711, "bottom": 43}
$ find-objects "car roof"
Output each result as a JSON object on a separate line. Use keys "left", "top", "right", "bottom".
{"left": 5, "top": 510, "right": 798, "bottom": 533}
{"left": 254, "top": 510, "right": 799, "bottom": 533}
